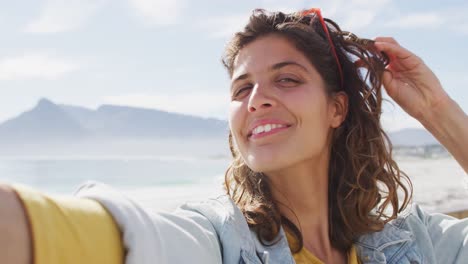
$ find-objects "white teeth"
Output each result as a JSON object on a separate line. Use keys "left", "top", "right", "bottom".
{"left": 251, "top": 124, "right": 286, "bottom": 135}
{"left": 255, "top": 126, "right": 264, "bottom": 134}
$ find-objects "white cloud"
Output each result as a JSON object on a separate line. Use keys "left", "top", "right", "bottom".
{"left": 197, "top": 0, "right": 336, "bottom": 40}
{"left": 199, "top": 0, "right": 393, "bottom": 39}
{"left": 444, "top": 6, "right": 468, "bottom": 35}
{"left": 103, "top": 92, "right": 229, "bottom": 119}
{"left": 0, "top": 53, "right": 80, "bottom": 80}
{"left": 25, "top": 0, "right": 108, "bottom": 33}
{"left": 384, "top": 13, "right": 443, "bottom": 29}
{"left": 25, "top": 0, "right": 188, "bottom": 33}
{"left": 198, "top": 13, "right": 250, "bottom": 39}
{"left": 127, "top": 0, "right": 187, "bottom": 26}
{"left": 380, "top": 6, "right": 468, "bottom": 34}
{"left": 259, "top": 0, "right": 304, "bottom": 8}
{"left": 341, "top": 10, "right": 378, "bottom": 31}
{"left": 337, "top": 0, "right": 392, "bottom": 30}
{"left": 256, "top": 1, "right": 302, "bottom": 13}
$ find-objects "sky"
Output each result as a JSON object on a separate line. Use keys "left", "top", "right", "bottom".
{"left": 1, "top": 0, "right": 467, "bottom": 132}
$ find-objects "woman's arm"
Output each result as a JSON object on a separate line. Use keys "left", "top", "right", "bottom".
{"left": 0, "top": 184, "right": 31, "bottom": 264}
{"left": 75, "top": 182, "right": 223, "bottom": 264}
{"left": 0, "top": 181, "right": 224, "bottom": 264}
{"left": 375, "top": 37, "right": 468, "bottom": 172}
{"left": 1, "top": 183, "right": 124, "bottom": 264}
{"left": 420, "top": 98, "right": 468, "bottom": 172}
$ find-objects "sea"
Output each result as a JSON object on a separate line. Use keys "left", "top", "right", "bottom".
{"left": 0, "top": 155, "right": 466, "bottom": 213}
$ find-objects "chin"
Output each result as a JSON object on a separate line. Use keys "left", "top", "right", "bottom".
{"left": 244, "top": 156, "right": 285, "bottom": 174}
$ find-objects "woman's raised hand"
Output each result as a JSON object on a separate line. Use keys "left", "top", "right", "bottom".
{"left": 374, "top": 37, "right": 451, "bottom": 124}
{"left": 374, "top": 37, "right": 468, "bottom": 172}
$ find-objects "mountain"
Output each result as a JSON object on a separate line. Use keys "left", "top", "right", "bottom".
{"left": 0, "top": 98, "right": 88, "bottom": 142}
{"left": 0, "top": 98, "right": 230, "bottom": 156}
{"left": 388, "top": 128, "right": 438, "bottom": 147}
{"left": 59, "top": 103, "right": 95, "bottom": 124}
{"left": 77, "top": 104, "right": 227, "bottom": 138}
{"left": 0, "top": 98, "right": 228, "bottom": 142}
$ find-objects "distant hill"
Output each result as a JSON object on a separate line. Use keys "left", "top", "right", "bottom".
{"left": 0, "top": 98, "right": 228, "bottom": 143}
{"left": 388, "top": 128, "right": 438, "bottom": 147}
{"left": 77, "top": 104, "right": 227, "bottom": 139}
{"left": 0, "top": 98, "right": 88, "bottom": 142}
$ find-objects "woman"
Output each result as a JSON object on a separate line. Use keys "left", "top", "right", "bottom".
{"left": 1, "top": 8, "right": 468, "bottom": 264}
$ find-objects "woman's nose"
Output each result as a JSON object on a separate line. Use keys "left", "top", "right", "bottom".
{"left": 247, "top": 84, "right": 275, "bottom": 113}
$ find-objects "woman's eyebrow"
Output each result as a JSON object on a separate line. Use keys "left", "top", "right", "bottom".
{"left": 230, "top": 61, "right": 308, "bottom": 89}
{"left": 232, "top": 73, "right": 250, "bottom": 85}
{"left": 271, "top": 61, "right": 309, "bottom": 72}
{"left": 230, "top": 73, "right": 250, "bottom": 92}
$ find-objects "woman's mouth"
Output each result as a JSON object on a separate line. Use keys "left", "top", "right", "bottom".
{"left": 248, "top": 124, "right": 291, "bottom": 140}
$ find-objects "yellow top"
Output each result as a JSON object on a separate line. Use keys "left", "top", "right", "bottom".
{"left": 13, "top": 184, "right": 124, "bottom": 264}
{"left": 285, "top": 229, "right": 361, "bottom": 264}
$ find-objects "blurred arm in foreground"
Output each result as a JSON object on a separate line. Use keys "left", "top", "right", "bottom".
{"left": 0, "top": 184, "right": 31, "bottom": 264}
{"left": 0, "top": 183, "right": 124, "bottom": 264}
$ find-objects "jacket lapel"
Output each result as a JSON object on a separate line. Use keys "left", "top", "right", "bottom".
{"left": 355, "top": 220, "right": 414, "bottom": 263}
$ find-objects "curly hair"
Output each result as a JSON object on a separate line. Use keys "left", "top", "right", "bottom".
{"left": 222, "top": 9, "right": 413, "bottom": 253}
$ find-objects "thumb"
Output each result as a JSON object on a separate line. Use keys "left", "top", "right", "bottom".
{"left": 382, "top": 70, "right": 398, "bottom": 100}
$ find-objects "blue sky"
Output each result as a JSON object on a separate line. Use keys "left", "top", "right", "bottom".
{"left": 1, "top": 0, "right": 467, "bottom": 132}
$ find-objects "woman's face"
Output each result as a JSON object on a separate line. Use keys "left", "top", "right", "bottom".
{"left": 229, "top": 34, "right": 346, "bottom": 174}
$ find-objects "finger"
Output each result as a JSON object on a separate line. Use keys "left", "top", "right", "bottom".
{"left": 375, "top": 42, "right": 425, "bottom": 74}
{"left": 374, "top": 36, "right": 400, "bottom": 45}
{"left": 381, "top": 70, "right": 399, "bottom": 100}
{"left": 374, "top": 41, "right": 411, "bottom": 59}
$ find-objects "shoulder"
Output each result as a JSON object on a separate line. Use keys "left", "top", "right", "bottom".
{"left": 356, "top": 203, "right": 445, "bottom": 247}
{"left": 179, "top": 195, "right": 262, "bottom": 263}
{"left": 178, "top": 194, "right": 253, "bottom": 243}
{"left": 181, "top": 196, "right": 294, "bottom": 264}
{"left": 356, "top": 203, "right": 468, "bottom": 263}
{"left": 355, "top": 205, "right": 424, "bottom": 263}
{"left": 179, "top": 195, "right": 242, "bottom": 226}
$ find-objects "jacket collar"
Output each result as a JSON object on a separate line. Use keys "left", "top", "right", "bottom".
{"left": 354, "top": 218, "right": 414, "bottom": 263}
{"left": 243, "top": 227, "right": 294, "bottom": 264}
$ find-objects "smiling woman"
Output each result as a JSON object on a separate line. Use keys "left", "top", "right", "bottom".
{"left": 222, "top": 9, "right": 414, "bottom": 262}
{"left": 1, "top": 7, "right": 468, "bottom": 264}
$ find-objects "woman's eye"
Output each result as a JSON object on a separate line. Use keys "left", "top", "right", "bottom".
{"left": 278, "top": 77, "right": 299, "bottom": 83}
{"left": 233, "top": 85, "right": 252, "bottom": 98}
{"left": 277, "top": 77, "right": 301, "bottom": 87}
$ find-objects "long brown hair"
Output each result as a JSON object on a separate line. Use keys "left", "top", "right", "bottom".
{"left": 222, "top": 9, "right": 413, "bottom": 253}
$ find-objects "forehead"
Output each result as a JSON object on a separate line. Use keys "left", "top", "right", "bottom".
{"left": 232, "top": 34, "right": 312, "bottom": 79}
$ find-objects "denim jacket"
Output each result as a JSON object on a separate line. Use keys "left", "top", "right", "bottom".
{"left": 76, "top": 182, "right": 468, "bottom": 264}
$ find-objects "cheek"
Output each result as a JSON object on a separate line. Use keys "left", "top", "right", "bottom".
{"left": 293, "top": 93, "right": 331, "bottom": 142}
{"left": 229, "top": 102, "right": 241, "bottom": 127}
{"left": 228, "top": 102, "right": 245, "bottom": 145}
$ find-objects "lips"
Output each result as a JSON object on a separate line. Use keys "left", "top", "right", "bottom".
{"left": 247, "top": 119, "right": 292, "bottom": 138}
{"left": 249, "top": 125, "right": 290, "bottom": 140}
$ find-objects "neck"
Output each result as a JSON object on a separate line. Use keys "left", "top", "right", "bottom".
{"left": 265, "top": 151, "right": 344, "bottom": 263}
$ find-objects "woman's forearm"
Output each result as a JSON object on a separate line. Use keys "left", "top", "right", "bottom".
{"left": 0, "top": 184, "right": 31, "bottom": 264}
{"left": 421, "top": 98, "right": 468, "bottom": 173}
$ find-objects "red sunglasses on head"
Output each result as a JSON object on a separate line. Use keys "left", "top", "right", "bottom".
{"left": 301, "top": 8, "right": 344, "bottom": 89}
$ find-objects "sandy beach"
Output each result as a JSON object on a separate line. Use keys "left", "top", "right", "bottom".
{"left": 395, "top": 157, "right": 467, "bottom": 214}
{"left": 117, "top": 157, "right": 467, "bottom": 215}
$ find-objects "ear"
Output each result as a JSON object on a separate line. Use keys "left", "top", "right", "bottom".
{"left": 329, "top": 91, "right": 348, "bottom": 128}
